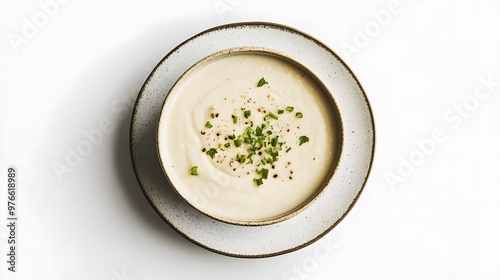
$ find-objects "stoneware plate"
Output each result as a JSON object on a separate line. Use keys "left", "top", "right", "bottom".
{"left": 130, "top": 22, "right": 375, "bottom": 258}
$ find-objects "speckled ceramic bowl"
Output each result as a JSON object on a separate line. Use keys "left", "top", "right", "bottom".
{"left": 156, "top": 47, "right": 344, "bottom": 226}
{"left": 130, "top": 22, "right": 374, "bottom": 257}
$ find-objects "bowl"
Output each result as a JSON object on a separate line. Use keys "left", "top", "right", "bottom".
{"left": 156, "top": 47, "right": 343, "bottom": 226}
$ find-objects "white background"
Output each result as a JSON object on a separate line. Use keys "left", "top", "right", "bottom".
{"left": 1, "top": 0, "right": 500, "bottom": 279}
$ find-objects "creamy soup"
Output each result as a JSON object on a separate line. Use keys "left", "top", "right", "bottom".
{"left": 157, "top": 50, "right": 341, "bottom": 224}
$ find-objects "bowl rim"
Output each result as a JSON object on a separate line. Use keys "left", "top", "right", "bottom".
{"left": 156, "top": 46, "right": 345, "bottom": 226}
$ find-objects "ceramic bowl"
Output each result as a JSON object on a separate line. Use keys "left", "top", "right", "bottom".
{"left": 156, "top": 47, "right": 343, "bottom": 226}
{"left": 131, "top": 22, "right": 374, "bottom": 257}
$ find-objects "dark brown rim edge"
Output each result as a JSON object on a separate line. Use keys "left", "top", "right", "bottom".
{"left": 129, "top": 21, "right": 376, "bottom": 259}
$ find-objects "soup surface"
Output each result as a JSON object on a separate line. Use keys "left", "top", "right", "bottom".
{"left": 158, "top": 51, "right": 341, "bottom": 223}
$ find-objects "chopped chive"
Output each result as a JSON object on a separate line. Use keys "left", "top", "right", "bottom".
{"left": 267, "top": 130, "right": 272, "bottom": 135}
{"left": 247, "top": 147, "right": 256, "bottom": 155}
{"left": 286, "top": 106, "right": 294, "bottom": 112}
{"left": 299, "top": 135, "right": 310, "bottom": 146}
{"left": 190, "top": 166, "right": 198, "bottom": 175}
{"left": 256, "top": 168, "right": 262, "bottom": 175}
{"left": 296, "top": 112, "right": 303, "bottom": 118}
{"left": 261, "top": 158, "right": 267, "bottom": 165}
{"left": 262, "top": 168, "right": 269, "bottom": 179}
{"left": 277, "top": 142, "right": 284, "bottom": 151}
{"left": 206, "top": 148, "right": 217, "bottom": 159}
{"left": 268, "top": 112, "right": 278, "bottom": 120}
{"left": 278, "top": 109, "right": 284, "bottom": 114}
{"left": 232, "top": 115, "right": 238, "bottom": 124}
{"left": 205, "top": 121, "right": 213, "bottom": 128}
{"left": 218, "top": 144, "right": 225, "bottom": 151}
{"left": 224, "top": 143, "right": 231, "bottom": 148}
{"left": 286, "top": 147, "right": 292, "bottom": 153}
{"left": 228, "top": 134, "right": 235, "bottom": 140}
{"left": 243, "top": 127, "right": 254, "bottom": 137}
{"left": 236, "top": 153, "right": 246, "bottom": 163}
{"left": 248, "top": 154, "right": 255, "bottom": 163}
{"left": 244, "top": 110, "right": 251, "bottom": 118}
{"left": 244, "top": 137, "right": 253, "bottom": 144}
{"left": 210, "top": 113, "right": 215, "bottom": 118}
{"left": 234, "top": 139, "right": 242, "bottom": 147}
{"left": 257, "top": 77, "right": 268, "bottom": 87}
{"left": 271, "top": 136, "right": 278, "bottom": 147}
{"left": 255, "top": 126, "right": 263, "bottom": 136}
{"left": 255, "top": 178, "right": 264, "bottom": 186}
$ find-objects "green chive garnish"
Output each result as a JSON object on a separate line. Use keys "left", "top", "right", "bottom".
{"left": 271, "top": 136, "right": 278, "bottom": 147}
{"left": 244, "top": 137, "right": 253, "bottom": 144}
{"left": 277, "top": 143, "right": 283, "bottom": 151}
{"left": 198, "top": 103, "right": 309, "bottom": 187}
{"left": 236, "top": 154, "right": 246, "bottom": 163}
{"left": 262, "top": 168, "right": 269, "bottom": 179}
{"left": 256, "top": 126, "right": 263, "bottom": 136}
{"left": 206, "top": 148, "right": 217, "bottom": 159}
{"left": 255, "top": 178, "right": 264, "bottom": 186}
{"left": 234, "top": 139, "right": 242, "bottom": 147}
{"left": 299, "top": 135, "right": 310, "bottom": 146}
{"left": 247, "top": 147, "right": 256, "bottom": 155}
{"left": 257, "top": 77, "right": 268, "bottom": 87}
{"left": 191, "top": 166, "right": 198, "bottom": 175}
